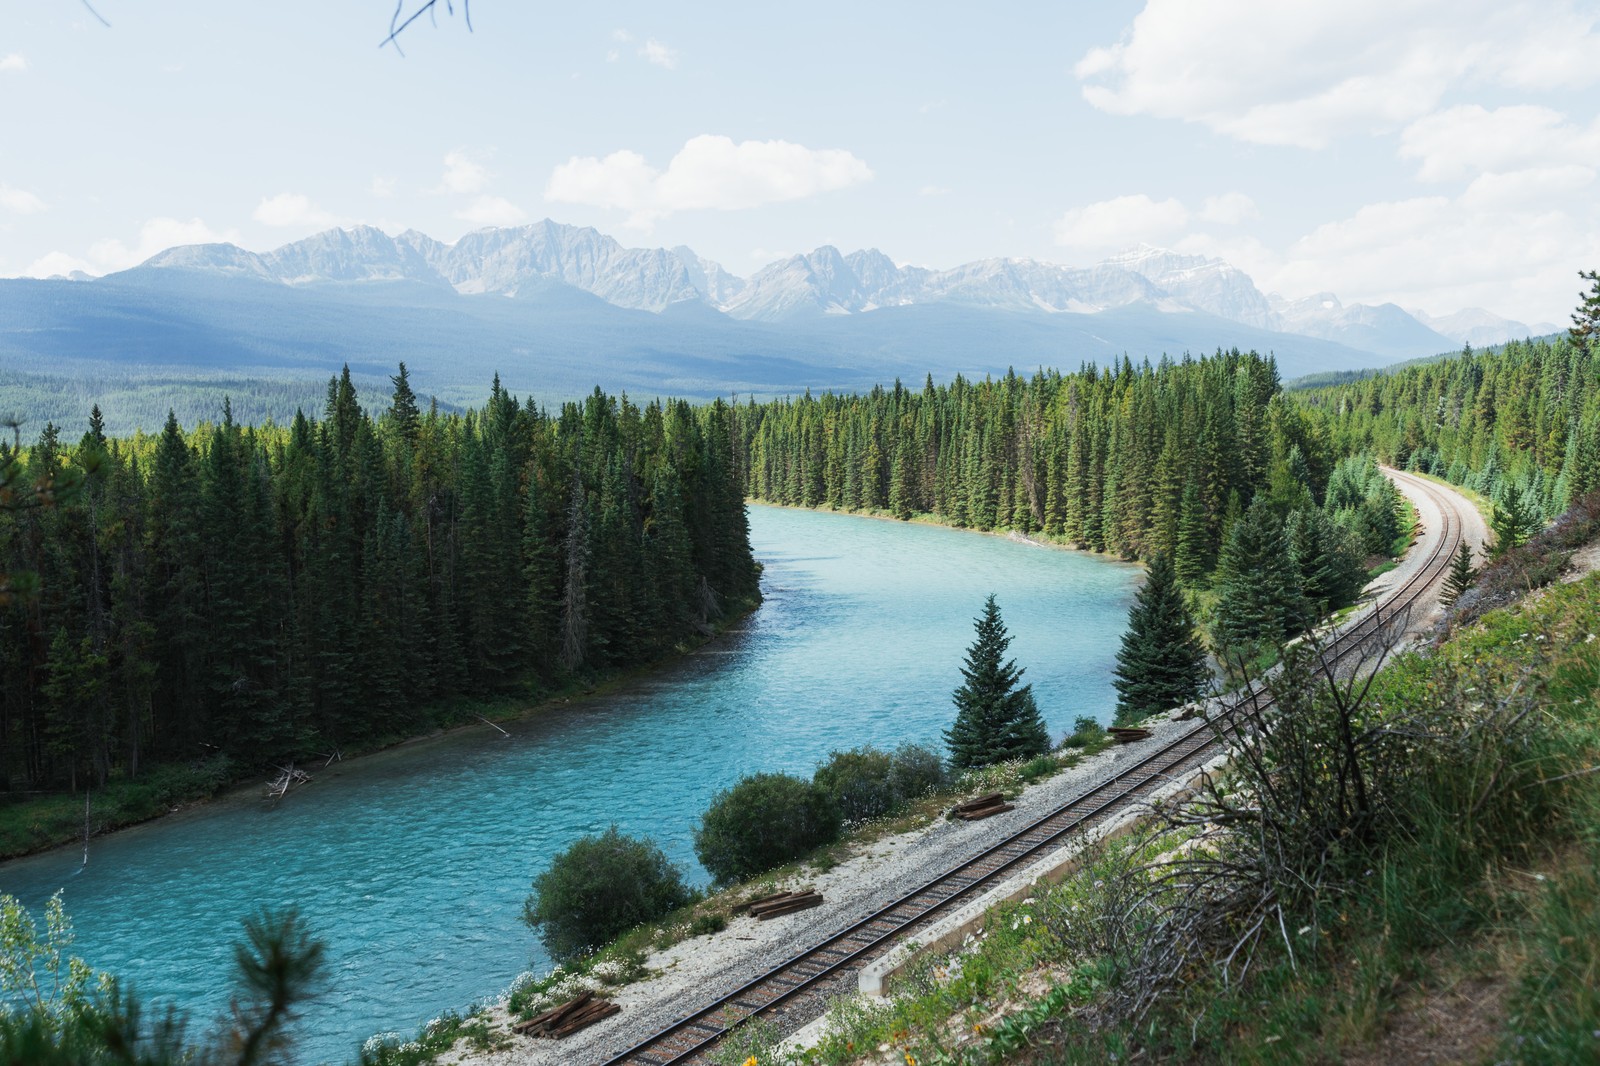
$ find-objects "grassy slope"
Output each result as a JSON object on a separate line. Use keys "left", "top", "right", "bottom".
{"left": 753, "top": 572, "right": 1600, "bottom": 1066}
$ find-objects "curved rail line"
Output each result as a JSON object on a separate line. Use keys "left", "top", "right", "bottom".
{"left": 599, "top": 471, "right": 1464, "bottom": 1066}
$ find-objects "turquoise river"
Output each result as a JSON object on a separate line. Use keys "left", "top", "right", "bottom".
{"left": 0, "top": 504, "right": 1139, "bottom": 1063}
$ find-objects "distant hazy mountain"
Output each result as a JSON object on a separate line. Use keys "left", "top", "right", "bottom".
{"left": 1411, "top": 307, "right": 1562, "bottom": 349}
{"left": 1268, "top": 292, "right": 1457, "bottom": 363}
{"left": 4, "top": 220, "right": 1549, "bottom": 418}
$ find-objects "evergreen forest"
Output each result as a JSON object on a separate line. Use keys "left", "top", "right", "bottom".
{"left": 1301, "top": 333, "right": 1600, "bottom": 519}
{"left": 737, "top": 351, "right": 1403, "bottom": 622}
{"left": 0, "top": 367, "right": 760, "bottom": 797}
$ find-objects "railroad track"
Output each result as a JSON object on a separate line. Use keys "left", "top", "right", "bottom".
{"left": 600, "top": 470, "right": 1465, "bottom": 1066}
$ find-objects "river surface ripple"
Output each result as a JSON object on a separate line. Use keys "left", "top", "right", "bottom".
{"left": 0, "top": 504, "right": 1139, "bottom": 1063}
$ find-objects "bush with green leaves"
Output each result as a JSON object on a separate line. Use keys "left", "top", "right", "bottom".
{"left": 522, "top": 827, "right": 694, "bottom": 962}
{"left": 1061, "top": 715, "right": 1105, "bottom": 749}
{"left": 812, "top": 744, "right": 948, "bottom": 825}
{"left": 812, "top": 747, "right": 896, "bottom": 824}
{"left": 694, "top": 773, "right": 842, "bottom": 886}
{"left": 886, "top": 742, "right": 948, "bottom": 803}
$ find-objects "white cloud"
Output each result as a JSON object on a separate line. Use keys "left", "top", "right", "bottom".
{"left": 1399, "top": 105, "right": 1600, "bottom": 182}
{"left": 545, "top": 135, "right": 873, "bottom": 227}
{"left": 24, "top": 251, "right": 92, "bottom": 277}
{"left": 455, "top": 194, "right": 527, "bottom": 227}
{"left": 639, "top": 39, "right": 678, "bottom": 69}
{"left": 370, "top": 176, "right": 398, "bottom": 199}
{"left": 1053, "top": 194, "right": 1189, "bottom": 252}
{"left": 24, "top": 217, "right": 241, "bottom": 277}
{"left": 0, "top": 53, "right": 25, "bottom": 73}
{"left": 606, "top": 48, "right": 620, "bottom": 62}
{"left": 0, "top": 184, "right": 46, "bottom": 214}
{"left": 1261, "top": 192, "right": 1599, "bottom": 323}
{"left": 252, "top": 192, "right": 341, "bottom": 228}
{"left": 1077, "top": 0, "right": 1600, "bottom": 148}
{"left": 1198, "top": 192, "right": 1258, "bottom": 225}
{"left": 919, "top": 185, "right": 952, "bottom": 197}
{"left": 438, "top": 150, "right": 488, "bottom": 194}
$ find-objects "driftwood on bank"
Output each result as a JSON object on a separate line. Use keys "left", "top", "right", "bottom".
{"left": 265, "top": 765, "right": 312, "bottom": 801}
{"left": 1108, "top": 726, "right": 1154, "bottom": 744}
{"left": 950, "top": 791, "right": 1014, "bottom": 820}
{"left": 512, "top": 991, "right": 621, "bottom": 1039}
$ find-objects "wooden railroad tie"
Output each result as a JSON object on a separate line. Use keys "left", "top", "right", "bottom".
{"left": 1107, "top": 726, "right": 1154, "bottom": 744}
{"left": 512, "top": 990, "right": 621, "bottom": 1039}
{"left": 741, "top": 889, "right": 825, "bottom": 920}
{"left": 950, "top": 791, "right": 1014, "bottom": 821}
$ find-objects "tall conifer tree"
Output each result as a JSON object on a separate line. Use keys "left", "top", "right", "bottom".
{"left": 944, "top": 594, "right": 1049, "bottom": 771}
{"left": 1111, "top": 553, "right": 1209, "bottom": 723}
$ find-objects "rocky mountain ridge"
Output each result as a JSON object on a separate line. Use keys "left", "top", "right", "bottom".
{"left": 130, "top": 222, "right": 1552, "bottom": 353}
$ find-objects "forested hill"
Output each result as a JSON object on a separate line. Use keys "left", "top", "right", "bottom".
{"left": 1300, "top": 334, "right": 1599, "bottom": 520}
{"left": 0, "top": 370, "right": 759, "bottom": 795}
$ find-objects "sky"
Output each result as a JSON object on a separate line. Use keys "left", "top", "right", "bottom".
{"left": 2, "top": 0, "right": 1599, "bottom": 324}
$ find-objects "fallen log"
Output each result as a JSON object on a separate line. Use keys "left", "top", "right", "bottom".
{"left": 1107, "top": 726, "right": 1153, "bottom": 744}
{"left": 739, "top": 889, "right": 805, "bottom": 914}
{"left": 549, "top": 1000, "right": 620, "bottom": 1038}
{"left": 512, "top": 990, "right": 592, "bottom": 1035}
{"left": 953, "top": 802, "right": 1014, "bottom": 821}
{"left": 513, "top": 991, "right": 621, "bottom": 1039}
{"left": 949, "top": 792, "right": 1012, "bottom": 820}
{"left": 751, "top": 890, "right": 824, "bottom": 919}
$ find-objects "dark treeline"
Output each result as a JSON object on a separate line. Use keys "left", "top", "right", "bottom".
{"left": 742, "top": 352, "right": 1299, "bottom": 566}
{"left": 739, "top": 351, "right": 1405, "bottom": 661}
{"left": 0, "top": 366, "right": 759, "bottom": 794}
{"left": 1302, "top": 335, "right": 1600, "bottom": 519}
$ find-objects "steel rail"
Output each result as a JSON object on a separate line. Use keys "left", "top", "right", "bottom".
{"left": 599, "top": 470, "right": 1464, "bottom": 1066}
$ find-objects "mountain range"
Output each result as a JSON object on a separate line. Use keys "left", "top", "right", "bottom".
{"left": 1, "top": 221, "right": 1560, "bottom": 421}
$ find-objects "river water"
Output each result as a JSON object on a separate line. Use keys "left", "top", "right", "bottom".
{"left": 0, "top": 504, "right": 1138, "bottom": 1063}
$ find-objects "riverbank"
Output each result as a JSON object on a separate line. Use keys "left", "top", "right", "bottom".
{"left": 0, "top": 594, "right": 763, "bottom": 864}
{"left": 413, "top": 470, "right": 1471, "bottom": 1066}
{"left": 746, "top": 498, "right": 1143, "bottom": 565}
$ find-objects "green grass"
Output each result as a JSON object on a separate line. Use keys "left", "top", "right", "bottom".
{"left": 0, "top": 756, "right": 236, "bottom": 861}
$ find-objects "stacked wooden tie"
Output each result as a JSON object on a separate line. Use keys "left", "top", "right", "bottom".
{"left": 512, "top": 991, "right": 620, "bottom": 1039}
{"left": 743, "top": 888, "right": 824, "bottom": 920}
{"left": 1108, "top": 726, "right": 1153, "bottom": 743}
{"left": 950, "top": 791, "right": 1014, "bottom": 820}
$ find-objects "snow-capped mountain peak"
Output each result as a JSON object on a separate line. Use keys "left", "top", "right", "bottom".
{"left": 126, "top": 222, "right": 1546, "bottom": 358}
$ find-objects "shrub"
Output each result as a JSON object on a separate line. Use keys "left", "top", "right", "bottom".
{"left": 1060, "top": 715, "right": 1104, "bottom": 749}
{"left": 521, "top": 827, "right": 693, "bottom": 962}
{"left": 887, "top": 742, "right": 948, "bottom": 802}
{"left": 813, "top": 743, "right": 949, "bottom": 826}
{"left": 694, "top": 773, "right": 842, "bottom": 885}
{"left": 1019, "top": 754, "right": 1060, "bottom": 783}
{"left": 814, "top": 747, "right": 897, "bottom": 824}
{"left": 688, "top": 912, "right": 726, "bottom": 937}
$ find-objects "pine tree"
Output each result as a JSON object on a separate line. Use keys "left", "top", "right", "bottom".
{"left": 388, "top": 361, "right": 421, "bottom": 448}
{"left": 1491, "top": 482, "right": 1538, "bottom": 557}
{"left": 1570, "top": 269, "right": 1600, "bottom": 345}
{"left": 1442, "top": 541, "right": 1478, "bottom": 606}
{"left": 1213, "top": 498, "right": 1307, "bottom": 655}
{"left": 1111, "top": 553, "right": 1209, "bottom": 724}
{"left": 943, "top": 594, "right": 1049, "bottom": 771}
{"left": 1173, "top": 478, "right": 1212, "bottom": 587}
